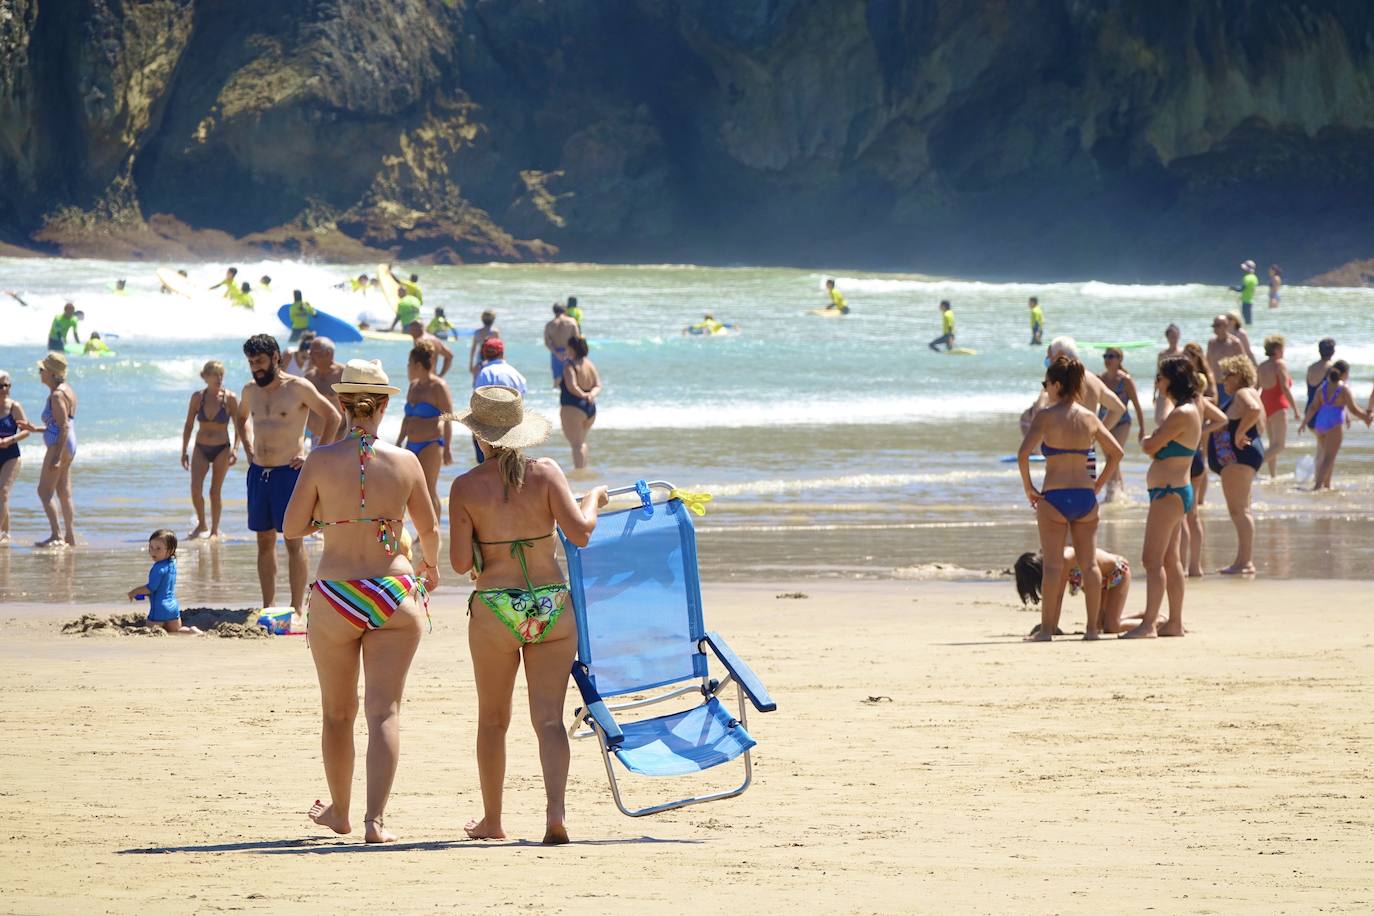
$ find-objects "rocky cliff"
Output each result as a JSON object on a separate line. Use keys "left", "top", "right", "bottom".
{"left": 3, "top": 1, "right": 1374, "bottom": 281}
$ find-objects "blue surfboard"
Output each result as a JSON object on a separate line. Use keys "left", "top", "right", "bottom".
{"left": 277, "top": 304, "right": 364, "bottom": 343}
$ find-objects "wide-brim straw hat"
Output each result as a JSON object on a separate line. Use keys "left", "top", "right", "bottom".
{"left": 448, "top": 385, "right": 551, "bottom": 449}
{"left": 332, "top": 358, "right": 400, "bottom": 395}
{"left": 37, "top": 351, "right": 68, "bottom": 376}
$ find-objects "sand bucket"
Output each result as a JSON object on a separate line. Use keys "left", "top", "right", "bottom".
{"left": 256, "top": 606, "right": 296, "bottom": 635}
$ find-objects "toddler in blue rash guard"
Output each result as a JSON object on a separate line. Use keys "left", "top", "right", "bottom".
{"left": 127, "top": 529, "right": 202, "bottom": 635}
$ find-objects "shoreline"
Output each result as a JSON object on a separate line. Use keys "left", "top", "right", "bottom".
{"left": 2, "top": 578, "right": 1370, "bottom": 913}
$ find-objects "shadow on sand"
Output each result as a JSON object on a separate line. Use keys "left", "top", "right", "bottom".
{"left": 118, "top": 835, "right": 701, "bottom": 855}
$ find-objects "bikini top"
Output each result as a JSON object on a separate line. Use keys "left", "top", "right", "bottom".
{"left": 1040, "top": 443, "right": 1091, "bottom": 457}
{"left": 1154, "top": 439, "right": 1196, "bottom": 460}
{"left": 199, "top": 389, "right": 229, "bottom": 424}
{"left": 311, "top": 427, "right": 403, "bottom": 556}
{"left": 404, "top": 401, "right": 443, "bottom": 419}
{"left": 471, "top": 532, "right": 553, "bottom": 578}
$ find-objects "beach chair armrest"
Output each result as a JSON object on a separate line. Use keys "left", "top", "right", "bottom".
{"left": 703, "top": 632, "right": 777, "bottom": 713}
{"left": 571, "top": 663, "right": 624, "bottom": 747}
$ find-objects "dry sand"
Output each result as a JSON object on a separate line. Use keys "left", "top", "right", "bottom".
{"left": 0, "top": 578, "right": 1371, "bottom": 914}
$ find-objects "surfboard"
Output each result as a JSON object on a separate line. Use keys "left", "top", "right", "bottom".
{"left": 360, "top": 328, "right": 415, "bottom": 343}
{"left": 376, "top": 264, "right": 401, "bottom": 313}
{"left": 155, "top": 268, "right": 198, "bottom": 299}
{"left": 946, "top": 347, "right": 977, "bottom": 356}
{"left": 1000, "top": 454, "right": 1046, "bottom": 463}
{"left": 64, "top": 342, "right": 116, "bottom": 358}
{"left": 808, "top": 308, "right": 848, "bottom": 318}
{"left": 685, "top": 323, "right": 740, "bottom": 336}
{"left": 1083, "top": 341, "right": 1153, "bottom": 350}
{"left": 276, "top": 304, "right": 364, "bottom": 344}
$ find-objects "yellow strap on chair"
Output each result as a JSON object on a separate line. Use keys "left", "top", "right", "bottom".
{"left": 669, "top": 489, "right": 712, "bottom": 517}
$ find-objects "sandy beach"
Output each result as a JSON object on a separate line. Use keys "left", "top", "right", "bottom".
{"left": 1, "top": 578, "right": 1370, "bottom": 914}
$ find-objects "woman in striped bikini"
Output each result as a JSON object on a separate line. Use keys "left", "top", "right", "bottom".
{"left": 283, "top": 358, "right": 441, "bottom": 844}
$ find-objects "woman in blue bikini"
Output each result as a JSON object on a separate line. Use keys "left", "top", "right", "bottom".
{"left": 1124, "top": 356, "right": 1224, "bottom": 638}
{"left": 1017, "top": 356, "right": 1123, "bottom": 641}
{"left": 447, "top": 386, "right": 607, "bottom": 844}
{"left": 396, "top": 340, "right": 453, "bottom": 521}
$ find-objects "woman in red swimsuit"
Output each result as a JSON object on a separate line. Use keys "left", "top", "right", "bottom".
{"left": 1256, "top": 335, "right": 1300, "bottom": 479}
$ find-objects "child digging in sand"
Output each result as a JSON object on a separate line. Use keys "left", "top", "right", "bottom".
{"left": 127, "top": 529, "right": 202, "bottom": 635}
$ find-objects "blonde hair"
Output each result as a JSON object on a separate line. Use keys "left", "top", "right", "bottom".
{"left": 337, "top": 392, "right": 387, "bottom": 419}
{"left": 201, "top": 359, "right": 225, "bottom": 379}
{"left": 1263, "top": 334, "right": 1285, "bottom": 358}
{"left": 489, "top": 446, "right": 527, "bottom": 492}
{"left": 1219, "top": 354, "right": 1257, "bottom": 388}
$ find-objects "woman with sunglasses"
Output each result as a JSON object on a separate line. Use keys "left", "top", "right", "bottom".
{"left": 1017, "top": 356, "right": 1123, "bottom": 640}
{"left": 1208, "top": 356, "right": 1265, "bottom": 574}
{"left": 0, "top": 370, "right": 32, "bottom": 546}
{"left": 1097, "top": 347, "right": 1145, "bottom": 501}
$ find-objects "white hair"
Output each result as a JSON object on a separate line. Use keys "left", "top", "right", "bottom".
{"left": 1048, "top": 336, "right": 1079, "bottom": 361}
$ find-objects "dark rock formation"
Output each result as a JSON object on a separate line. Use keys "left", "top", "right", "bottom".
{"left": 3, "top": 1, "right": 1374, "bottom": 281}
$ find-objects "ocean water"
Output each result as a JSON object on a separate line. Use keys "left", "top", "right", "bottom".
{"left": 2, "top": 258, "right": 1374, "bottom": 604}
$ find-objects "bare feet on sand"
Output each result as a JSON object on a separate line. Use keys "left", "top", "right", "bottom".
{"left": 364, "top": 817, "right": 396, "bottom": 844}
{"left": 307, "top": 800, "right": 351, "bottom": 835}
{"left": 1120, "top": 621, "right": 1158, "bottom": 639}
{"left": 1218, "top": 563, "right": 1256, "bottom": 575}
{"left": 464, "top": 817, "right": 506, "bottom": 840}
{"left": 1083, "top": 631, "right": 1101, "bottom": 641}
{"left": 1156, "top": 619, "right": 1186, "bottom": 637}
{"left": 542, "top": 824, "right": 570, "bottom": 846}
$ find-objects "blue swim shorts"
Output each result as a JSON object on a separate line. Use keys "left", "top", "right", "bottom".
{"left": 247, "top": 463, "right": 301, "bottom": 533}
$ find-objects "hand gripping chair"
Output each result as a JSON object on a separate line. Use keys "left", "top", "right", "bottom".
{"left": 558, "top": 480, "right": 776, "bottom": 817}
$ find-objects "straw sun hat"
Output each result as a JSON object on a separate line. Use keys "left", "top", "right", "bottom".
{"left": 448, "top": 386, "right": 551, "bottom": 449}
{"left": 37, "top": 352, "right": 68, "bottom": 376}
{"left": 332, "top": 358, "right": 401, "bottom": 395}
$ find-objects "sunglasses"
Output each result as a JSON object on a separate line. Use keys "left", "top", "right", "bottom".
{"left": 0, "top": 382, "right": 10, "bottom": 389}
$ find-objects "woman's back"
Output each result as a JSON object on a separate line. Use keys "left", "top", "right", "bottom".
{"left": 457, "top": 457, "right": 565, "bottom": 590}
{"left": 309, "top": 432, "right": 423, "bottom": 579}
{"left": 1039, "top": 402, "right": 1096, "bottom": 488}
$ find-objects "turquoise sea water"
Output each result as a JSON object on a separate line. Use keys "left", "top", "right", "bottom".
{"left": 2, "top": 258, "right": 1374, "bottom": 603}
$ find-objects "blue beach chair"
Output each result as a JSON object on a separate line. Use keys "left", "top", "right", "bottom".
{"left": 558, "top": 480, "right": 776, "bottom": 817}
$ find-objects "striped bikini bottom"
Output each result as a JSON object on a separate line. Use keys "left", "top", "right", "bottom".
{"left": 311, "top": 575, "right": 429, "bottom": 632}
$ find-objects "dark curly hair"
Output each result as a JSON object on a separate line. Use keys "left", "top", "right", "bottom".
{"left": 1157, "top": 355, "right": 1199, "bottom": 404}
{"left": 242, "top": 333, "right": 280, "bottom": 360}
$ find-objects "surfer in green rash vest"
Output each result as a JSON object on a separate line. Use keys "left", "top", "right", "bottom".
{"left": 259, "top": 275, "right": 272, "bottom": 293}
{"left": 928, "top": 300, "right": 954, "bottom": 351}
{"left": 345, "top": 273, "right": 370, "bottom": 293}
{"left": 387, "top": 289, "right": 423, "bottom": 332}
{"left": 1230, "top": 259, "right": 1258, "bottom": 326}
{"left": 823, "top": 278, "right": 849, "bottom": 314}
{"left": 210, "top": 267, "right": 239, "bottom": 297}
{"left": 229, "top": 281, "right": 255, "bottom": 310}
{"left": 288, "top": 289, "right": 317, "bottom": 341}
{"left": 47, "top": 302, "right": 80, "bottom": 351}
{"left": 399, "top": 272, "right": 423, "bottom": 302}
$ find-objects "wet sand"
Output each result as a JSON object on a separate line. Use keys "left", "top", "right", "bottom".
{"left": 1, "top": 579, "right": 1370, "bottom": 914}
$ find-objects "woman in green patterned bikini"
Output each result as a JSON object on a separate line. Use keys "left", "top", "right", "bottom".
{"left": 447, "top": 385, "right": 608, "bottom": 846}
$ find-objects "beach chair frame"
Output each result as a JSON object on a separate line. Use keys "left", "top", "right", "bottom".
{"left": 560, "top": 480, "right": 776, "bottom": 817}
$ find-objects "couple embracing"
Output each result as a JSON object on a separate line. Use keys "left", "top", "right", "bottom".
{"left": 283, "top": 360, "right": 608, "bottom": 845}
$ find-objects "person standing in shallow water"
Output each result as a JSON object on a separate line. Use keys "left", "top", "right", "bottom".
{"left": 1231, "top": 259, "right": 1258, "bottom": 325}
{"left": 181, "top": 360, "right": 239, "bottom": 539}
{"left": 928, "top": 300, "right": 954, "bottom": 351}
{"left": 24, "top": 352, "right": 78, "bottom": 547}
{"left": 283, "top": 359, "right": 440, "bottom": 845}
{"left": 1028, "top": 297, "right": 1044, "bottom": 345}
{"left": 236, "top": 334, "right": 341, "bottom": 615}
{"left": 1256, "top": 336, "right": 1299, "bottom": 479}
{"left": 447, "top": 385, "right": 609, "bottom": 845}
{"left": 559, "top": 336, "right": 601, "bottom": 471}
{"left": 0, "top": 370, "right": 31, "bottom": 546}
{"left": 1268, "top": 265, "right": 1282, "bottom": 310}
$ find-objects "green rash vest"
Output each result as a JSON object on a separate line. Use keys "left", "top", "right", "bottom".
{"left": 49, "top": 314, "right": 78, "bottom": 341}
{"left": 396, "top": 294, "right": 422, "bottom": 325}
{"left": 289, "top": 300, "right": 317, "bottom": 329}
{"left": 1241, "top": 272, "right": 1258, "bottom": 304}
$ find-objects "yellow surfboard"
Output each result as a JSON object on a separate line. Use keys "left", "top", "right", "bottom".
{"left": 155, "top": 268, "right": 198, "bottom": 299}
{"left": 377, "top": 263, "right": 401, "bottom": 313}
{"left": 808, "top": 308, "right": 848, "bottom": 318}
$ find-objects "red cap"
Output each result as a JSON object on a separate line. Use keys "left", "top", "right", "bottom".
{"left": 481, "top": 338, "right": 504, "bottom": 359}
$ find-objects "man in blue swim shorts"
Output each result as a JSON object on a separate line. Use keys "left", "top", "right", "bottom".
{"left": 543, "top": 302, "right": 579, "bottom": 386}
{"left": 236, "top": 334, "right": 341, "bottom": 616}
